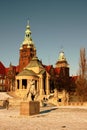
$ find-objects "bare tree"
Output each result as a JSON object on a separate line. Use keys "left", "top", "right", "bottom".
{"left": 79, "top": 48, "right": 87, "bottom": 78}
{"left": 76, "top": 48, "right": 87, "bottom": 102}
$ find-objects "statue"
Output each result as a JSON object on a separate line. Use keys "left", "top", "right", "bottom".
{"left": 20, "top": 80, "right": 40, "bottom": 116}
{"left": 23, "top": 79, "right": 38, "bottom": 101}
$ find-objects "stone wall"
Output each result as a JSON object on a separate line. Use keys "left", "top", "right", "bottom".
{"left": 68, "top": 102, "right": 87, "bottom": 106}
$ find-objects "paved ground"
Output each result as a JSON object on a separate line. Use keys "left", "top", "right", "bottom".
{"left": 0, "top": 106, "right": 87, "bottom": 130}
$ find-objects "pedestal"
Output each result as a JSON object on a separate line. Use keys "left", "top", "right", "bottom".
{"left": 20, "top": 101, "right": 40, "bottom": 116}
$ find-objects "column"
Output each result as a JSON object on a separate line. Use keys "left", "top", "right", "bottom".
{"left": 26, "top": 79, "right": 28, "bottom": 89}
{"left": 37, "top": 80, "right": 39, "bottom": 93}
{"left": 20, "top": 79, "right": 22, "bottom": 89}
{"left": 46, "top": 74, "right": 50, "bottom": 95}
{"left": 40, "top": 76, "right": 44, "bottom": 95}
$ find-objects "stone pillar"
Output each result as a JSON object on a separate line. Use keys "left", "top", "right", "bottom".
{"left": 46, "top": 74, "right": 50, "bottom": 95}
{"left": 37, "top": 80, "right": 39, "bottom": 92}
{"left": 20, "top": 79, "right": 22, "bottom": 89}
{"left": 26, "top": 79, "right": 28, "bottom": 89}
{"left": 27, "top": 79, "right": 30, "bottom": 90}
{"left": 40, "top": 76, "right": 44, "bottom": 95}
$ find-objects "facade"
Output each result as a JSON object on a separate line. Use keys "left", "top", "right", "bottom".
{"left": 0, "top": 62, "right": 19, "bottom": 91}
{"left": 0, "top": 62, "right": 6, "bottom": 91}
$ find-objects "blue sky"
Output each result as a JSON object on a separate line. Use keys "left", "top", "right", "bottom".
{"left": 0, "top": 0, "right": 87, "bottom": 76}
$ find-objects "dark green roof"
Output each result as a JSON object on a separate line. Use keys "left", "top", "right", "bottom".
{"left": 17, "top": 69, "right": 37, "bottom": 76}
{"left": 39, "top": 69, "right": 46, "bottom": 75}
{"left": 26, "top": 56, "right": 44, "bottom": 68}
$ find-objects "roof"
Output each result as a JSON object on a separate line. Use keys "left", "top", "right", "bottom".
{"left": 0, "top": 61, "right": 6, "bottom": 76}
{"left": 26, "top": 56, "right": 44, "bottom": 69}
{"left": 16, "top": 65, "right": 20, "bottom": 73}
{"left": 20, "top": 21, "right": 35, "bottom": 50}
{"left": 17, "top": 69, "right": 38, "bottom": 77}
{"left": 54, "top": 68, "right": 61, "bottom": 75}
{"left": 70, "top": 75, "right": 78, "bottom": 81}
{"left": 55, "top": 50, "right": 69, "bottom": 68}
{"left": 44, "top": 65, "right": 52, "bottom": 73}
{"left": 5, "top": 65, "right": 19, "bottom": 75}
{"left": 39, "top": 69, "right": 46, "bottom": 75}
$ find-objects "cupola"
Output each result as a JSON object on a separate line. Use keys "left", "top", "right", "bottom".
{"left": 56, "top": 50, "right": 69, "bottom": 68}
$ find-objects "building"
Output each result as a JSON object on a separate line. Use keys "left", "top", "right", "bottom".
{"left": 15, "top": 21, "right": 51, "bottom": 99}
{"left": 0, "top": 61, "right": 6, "bottom": 91}
{"left": 0, "top": 21, "right": 76, "bottom": 104}
{"left": 53, "top": 51, "right": 70, "bottom": 105}
{"left": 15, "top": 56, "right": 50, "bottom": 99}
{"left": 54, "top": 50, "right": 70, "bottom": 91}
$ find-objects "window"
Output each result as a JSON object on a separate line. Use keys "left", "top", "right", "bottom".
{"left": 22, "top": 79, "right": 27, "bottom": 89}
{"left": 58, "top": 99, "right": 61, "bottom": 102}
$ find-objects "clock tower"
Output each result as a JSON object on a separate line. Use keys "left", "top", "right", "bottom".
{"left": 19, "top": 21, "right": 36, "bottom": 72}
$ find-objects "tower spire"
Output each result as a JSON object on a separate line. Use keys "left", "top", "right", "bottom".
{"left": 19, "top": 21, "right": 36, "bottom": 72}
{"left": 25, "top": 20, "right": 31, "bottom": 37}
{"left": 20, "top": 20, "right": 36, "bottom": 47}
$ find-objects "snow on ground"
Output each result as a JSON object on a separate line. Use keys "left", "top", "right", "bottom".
{"left": 0, "top": 106, "right": 87, "bottom": 130}
{"left": 0, "top": 92, "right": 13, "bottom": 100}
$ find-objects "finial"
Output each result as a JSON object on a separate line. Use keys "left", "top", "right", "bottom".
{"left": 60, "top": 45, "right": 63, "bottom": 52}
{"left": 26, "top": 19, "right": 30, "bottom": 29}
{"left": 27, "top": 19, "right": 29, "bottom": 26}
